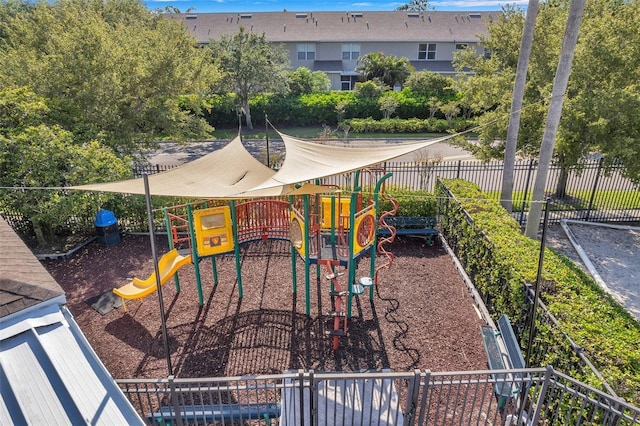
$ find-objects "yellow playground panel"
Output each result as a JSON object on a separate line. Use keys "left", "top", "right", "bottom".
{"left": 193, "top": 206, "right": 235, "bottom": 257}
{"left": 352, "top": 208, "right": 376, "bottom": 255}
{"left": 321, "top": 197, "right": 351, "bottom": 230}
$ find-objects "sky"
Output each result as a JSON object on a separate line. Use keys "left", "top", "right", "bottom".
{"left": 143, "top": 0, "right": 527, "bottom": 14}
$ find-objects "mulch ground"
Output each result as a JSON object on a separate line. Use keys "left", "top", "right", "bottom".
{"left": 43, "top": 234, "right": 487, "bottom": 379}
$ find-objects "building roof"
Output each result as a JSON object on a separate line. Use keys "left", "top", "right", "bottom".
{"left": 172, "top": 11, "right": 494, "bottom": 44}
{"left": 0, "top": 217, "right": 143, "bottom": 424}
{"left": 0, "top": 218, "right": 65, "bottom": 318}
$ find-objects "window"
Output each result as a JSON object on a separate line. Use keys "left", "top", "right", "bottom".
{"left": 297, "top": 43, "right": 316, "bottom": 60}
{"left": 342, "top": 43, "right": 360, "bottom": 60}
{"left": 455, "top": 43, "right": 468, "bottom": 50}
{"left": 341, "top": 75, "right": 357, "bottom": 90}
{"left": 418, "top": 43, "right": 436, "bottom": 60}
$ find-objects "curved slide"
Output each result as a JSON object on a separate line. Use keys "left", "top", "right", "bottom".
{"left": 113, "top": 249, "right": 192, "bottom": 307}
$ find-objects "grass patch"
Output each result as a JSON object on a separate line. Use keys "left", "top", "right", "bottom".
{"left": 487, "top": 189, "right": 640, "bottom": 212}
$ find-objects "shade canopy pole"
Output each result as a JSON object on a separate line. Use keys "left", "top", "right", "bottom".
{"left": 144, "top": 174, "right": 173, "bottom": 376}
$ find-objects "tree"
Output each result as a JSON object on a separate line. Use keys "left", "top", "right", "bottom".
{"left": 456, "top": 0, "right": 640, "bottom": 211}
{"left": 287, "top": 67, "right": 331, "bottom": 95}
{"left": 378, "top": 94, "right": 399, "bottom": 119}
{"left": 0, "top": 0, "right": 217, "bottom": 156}
{"left": 501, "top": 0, "right": 540, "bottom": 212}
{"left": 404, "top": 71, "right": 456, "bottom": 99}
{"left": 356, "top": 52, "right": 414, "bottom": 88}
{"left": 525, "top": 0, "right": 586, "bottom": 239}
{"left": 453, "top": 0, "right": 640, "bottom": 197}
{"left": 209, "top": 27, "right": 290, "bottom": 129}
{"left": 396, "top": 0, "right": 433, "bottom": 11}
{"left": 441, "top": 102, "right": 460, "bottom": 127}
{"left": 354, "top": 79, "right": 389, "bottom": 98}
{"left": 0, "top": 88, "right": 131, "bottom": 245}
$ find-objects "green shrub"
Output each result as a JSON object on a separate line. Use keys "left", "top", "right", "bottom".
{"left": 437, "top": 178, "right": 640, "bottom": 405}
{"left": 378, "top": 187, "right": 437, "bottom": 217}
{"left": 343, "top": 117, "right": 471, "bottom": 134}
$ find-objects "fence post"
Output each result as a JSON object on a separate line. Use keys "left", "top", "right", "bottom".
{"left": 585, "top": 157, "right": 603, "bottom": 222}
{"left": 168, "top": 375, "right": 184, "bottom": 426}
{"left": 403, "top": 369, "right": 422, "bottom": 426}
{"left": 308, "top": 370, "right": 316, "bottom": 426}
{"left": 519, "top": 158, "right": 536, "bottom": 227}
{"left": 530, "top": 366, "right": 553, "bottom": 425}
{"left": 456, "top": 160, "right": 462, "bottom": 179}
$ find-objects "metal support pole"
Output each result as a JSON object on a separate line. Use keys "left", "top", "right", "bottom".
{"left": 265, "top": 114, "right": 270, "bottom": 167}
{"left": 520, "top": 158, "right": 535, "bottom": 227}
{"left": 585, "top": 157, "right": 603, "bottom": 221}
{"left": 526, "top": 197, "right": 551, "bottom": 367}
{"left": 143, "top": 174, "right": 173, "bottom": 377}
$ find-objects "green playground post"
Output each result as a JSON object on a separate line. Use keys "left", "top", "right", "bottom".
{"left": 211, "top": 256, "right": 218, "bottom": 285}
{"left": 186, "top": 204, "right": 204, "bottom": 306}
{"left": 229, "top": 200, "right": 244, "bottom": 298}
{"left": 329, "top": 195, "right": 336, "bottom": 245}
{"left": 347, "top": 191, "right": 358, "bottom": 318}
{"left": 353, "top": 170, "right": 362, "bottom": 192}
{"left": 163, "top": 207, "right": 181, "bottom": 293}
{"left": 303, "top": 195, "right": 311, "bottom": 316}
{"left": 289, "top": 196, "right": 297, "bottom": 294}
{"left": 314, "top": 193, "right": 321, "bottom": 284}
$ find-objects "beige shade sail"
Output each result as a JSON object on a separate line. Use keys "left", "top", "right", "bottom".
{"left": 71, "top": 136, "right": 276, "bottom": 198}
{"left": 71, "top": 132, "right": 453, "bottom": 198}
{"left": 251, "top": 131, "right": 451, "bottom": 191}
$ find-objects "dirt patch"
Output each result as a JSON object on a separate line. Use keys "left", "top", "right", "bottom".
{"left": 43, "top": 234, "right": 487, "bottom": 379}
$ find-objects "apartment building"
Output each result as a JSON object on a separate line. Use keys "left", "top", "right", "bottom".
{"left": 174, "top": 11, "right": 495, "bottom": 90}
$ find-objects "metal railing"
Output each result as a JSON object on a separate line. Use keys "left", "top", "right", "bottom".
{"left": 316, "top": 158, "right": 640, "bottom": 225}
{"left": 117, "top": 367, "right": 640, "bottom": 425}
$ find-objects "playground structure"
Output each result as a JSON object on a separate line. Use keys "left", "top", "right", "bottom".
{"left": 112, "top": 248, "right": 191, "bottom": 311}
{"left": 113, "top": 168, "right": 398, "bottom": 348}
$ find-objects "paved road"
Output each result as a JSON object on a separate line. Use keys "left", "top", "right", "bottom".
{"left": 146, "top": 137, "right": 476, "bottom": 167}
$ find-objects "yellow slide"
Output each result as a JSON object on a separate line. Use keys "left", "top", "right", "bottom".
{"left": 113, "top": 249, "right": 191, "bottom": 309}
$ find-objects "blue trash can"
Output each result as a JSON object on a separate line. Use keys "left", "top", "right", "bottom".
{"left": 95, "top": 209, "right": 120, "bottom": 246}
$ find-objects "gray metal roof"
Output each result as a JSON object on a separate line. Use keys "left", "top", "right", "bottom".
{"left": 0, "top": 218, "right": 143, "bottom": 425}
{"left": 172, "top": 11, "right": 494, "bottom": 44}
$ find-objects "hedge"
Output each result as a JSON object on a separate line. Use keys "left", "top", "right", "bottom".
{"left": 436, "top": 178, "right": 640, "bottom": 405}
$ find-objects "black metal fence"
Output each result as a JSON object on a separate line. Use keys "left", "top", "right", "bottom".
{"left": 138, "top": 159, "right": 640, "bottom": 226}
{"left": 320, "top": 158, "right": 640, "bottom": 225}
{"left": 2, "top": 158, "right": 638, "bottom": 244}
{"left": 435, "top": 178, "right": 622, "bottom": 399}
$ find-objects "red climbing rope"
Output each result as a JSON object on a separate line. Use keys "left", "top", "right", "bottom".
{"left": 374, "top": 193, "right": 399, "bottom": 286}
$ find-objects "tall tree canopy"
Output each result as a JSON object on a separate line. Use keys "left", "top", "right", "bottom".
{"left": 208, "top": 27, "right": 290, "bottom": 129}
{"left": 356, "top": 52, "right": 414, "bottom": 88}
{"left": 0, "top": 87, "right": 131, "bottom": 245}
{"left": 453, "top": 0, "right": 640, "bottom": 185}
{"left": 287, "top": 67, "right": 331, "bottom": 96}
{"left": 0, "top": 0, "right": 217, "bottom": 156}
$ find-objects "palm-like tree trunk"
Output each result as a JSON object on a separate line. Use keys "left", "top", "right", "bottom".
{"left": 501, "top": 0, "right": 540, "bottom": 212}
{"left": 525, "top": 0, "right": 586, "bottom": 238}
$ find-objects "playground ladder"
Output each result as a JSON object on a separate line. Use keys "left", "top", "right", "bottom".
{"left": 320, "top": 258, "right": 348, "bottom": 350}
{"left": 319, "top": 258, "right": 373, "bottom": 350}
